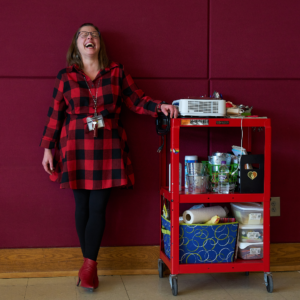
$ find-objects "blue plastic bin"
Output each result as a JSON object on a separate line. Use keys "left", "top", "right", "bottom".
{"left": 161, "top": 215, "right": 238, "bottom": 264}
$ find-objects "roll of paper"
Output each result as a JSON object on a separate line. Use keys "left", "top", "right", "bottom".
{"left": 183, "top": 206, "right": 227, "bottom": 224}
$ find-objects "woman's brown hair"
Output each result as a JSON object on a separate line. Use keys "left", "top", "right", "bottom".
{"left": 66, "top": 23, "right": 110, "bottom": 70}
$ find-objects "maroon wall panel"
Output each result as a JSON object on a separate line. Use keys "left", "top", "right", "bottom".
{"left": 210, "top": 0, "right": 300, "bottom": 78}
{"left": 1, "top": 0, "right": 208, "bottom": 78}
{"left": 0, "top": 78, "right": 78, "bottom": 247}
{"left": 210, "top": 80, "right": 299, "bottom": 243}
{"left": 0, "top": 78, "right": 208, "bottom": 248}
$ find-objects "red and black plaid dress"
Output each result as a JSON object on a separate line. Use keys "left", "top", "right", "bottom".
{"left": 40, "top": 62, "right": 161, "bottom": 190}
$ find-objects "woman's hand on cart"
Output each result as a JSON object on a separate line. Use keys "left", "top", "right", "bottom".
{"left": 161, "top": 104, "right": 179, "bottom": 118}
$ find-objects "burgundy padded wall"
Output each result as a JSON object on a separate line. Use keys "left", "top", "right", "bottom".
{"left": 0, "top": 0, "right": 299, "bottom": 248}
{"left": 210, "top": 0, "right": 300, "bottom": 78}
{"left": 1, "top": 0, "right": 208, "bottom": 78}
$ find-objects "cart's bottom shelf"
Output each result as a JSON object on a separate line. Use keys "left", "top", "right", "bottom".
{"left": 160, "top": 251, "right": 268, "bottom": 274}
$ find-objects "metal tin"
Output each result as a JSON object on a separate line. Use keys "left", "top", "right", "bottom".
{"left": 188, "top": 175, "right": 209, "bottom": 194}
{"left": 187, "top": 162, "right": 206, "bottom": 176}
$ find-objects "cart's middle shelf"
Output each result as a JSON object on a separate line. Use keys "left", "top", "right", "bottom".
{"left": 160, "top": 187, "right": 266, "bottom": 203}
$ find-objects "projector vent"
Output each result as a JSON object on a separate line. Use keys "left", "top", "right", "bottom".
{"left": 188, "top": 100, "right": 219, "bottom": 113}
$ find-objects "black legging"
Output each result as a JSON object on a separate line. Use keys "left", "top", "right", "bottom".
{"left": 73, "top": 189, "right": 111, "bottom": 261}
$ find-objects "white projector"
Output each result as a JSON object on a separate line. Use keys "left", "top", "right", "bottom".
{"left": 172, "top": 98, "right": 226, "bottom": 117}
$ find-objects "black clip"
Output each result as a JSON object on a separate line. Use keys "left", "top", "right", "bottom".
{"left": 156, "top": 113, "right": 170, "bottom": 152}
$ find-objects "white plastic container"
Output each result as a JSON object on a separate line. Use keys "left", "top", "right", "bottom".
{"left": 239, "top": 225, "right": 263, "bottom": 242}
{"left": 184, "top": 156, "right": 198, "bottom": 188}
{"left": 230, "top": 202, "right": 263, "bottom": 225}
{"left": 169, "top": 163, "right": 182, "bottom": 192}
{"left": 237, "top": 242, "right": 263, "bottom": 260}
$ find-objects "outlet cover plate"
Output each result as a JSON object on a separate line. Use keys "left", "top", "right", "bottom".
{"left": 270, "top": 197, "right": 280, "bottom": 217}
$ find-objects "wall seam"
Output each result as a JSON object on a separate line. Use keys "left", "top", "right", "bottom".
{"left": 208, "top": 0, "right": 210, "bottom": 80}
{"left": 0, "top": 76, "right": 209, "bottom": 80}
{"left": 208, "top": 0, "right": 211, "bottom": 156}
{"left": 1, "top": 77, "right": 300, "bottom": 81}
{"left": 209, "top": 78, "right": 300, "bottom": 81}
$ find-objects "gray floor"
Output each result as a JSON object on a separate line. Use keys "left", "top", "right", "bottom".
{"left": 0, "top": 272, "right": 299, "bottom": 300}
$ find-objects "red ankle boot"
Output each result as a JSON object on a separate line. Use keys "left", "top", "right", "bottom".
{"left": 77, "top": 258, "right": 99, "bottom": 290}
{"left": 78, "top": 258, "right": 86, "bottom": 281}
{"left": 77, "top": 258, "right": 98, "bottom": 292}
{"left": 94, "top": 265, "right": 99, "bottom": 289}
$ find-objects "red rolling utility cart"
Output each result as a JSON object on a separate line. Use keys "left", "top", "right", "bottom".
{"left": 158, "top": 118, "right": 272, "bottom": 296}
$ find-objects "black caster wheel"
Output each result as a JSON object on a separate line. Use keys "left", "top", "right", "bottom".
{"left": 158, "top": 259, "right": 164, "bottom": 278}
{"left": 266, "top": 274, "right": 273, "bottom": 293}
{"left": 245, "top": 272, "right": 249, "bottom": 276}
{"left": 171, "top": 277, "right": 178, "bottom": 296}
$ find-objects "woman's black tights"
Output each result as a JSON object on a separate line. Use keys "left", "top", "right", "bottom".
{"left": 73, "top": 189, "right": 111, "bottom": 261}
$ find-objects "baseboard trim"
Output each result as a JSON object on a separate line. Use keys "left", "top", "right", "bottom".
{"left": 0, "top": 243, "right": 299, "bottom": 278}
{"left": 270, "top": 243, "right": 300, "bottom": 272}
{"left": 0, "top": 270, "right": 158, "bottom": 279}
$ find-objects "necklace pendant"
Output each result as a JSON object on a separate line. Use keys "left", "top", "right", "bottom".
{"left": 92, "top": 120, "right": 98, "bottom": 138}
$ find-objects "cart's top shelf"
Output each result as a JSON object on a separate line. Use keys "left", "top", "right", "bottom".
{"left": 173, "top": 118, "right": 270, "bottom": 128}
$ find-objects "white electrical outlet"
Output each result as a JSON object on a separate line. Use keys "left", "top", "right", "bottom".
{"left": 270, "top": 197, "right": 280, "bottom": 217}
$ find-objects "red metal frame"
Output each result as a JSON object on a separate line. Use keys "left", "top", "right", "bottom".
{"left": 159, "top": 118, "right": 271, "bottom": 275}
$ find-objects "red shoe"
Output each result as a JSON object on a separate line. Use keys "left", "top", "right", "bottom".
{"left": 77, "top": 258, "right": 86, "bottom": 283}
{"left": 77, "top": 258, "right": 99, "bottom": 290}
{"left": 94, "top": 265, "right": 99, "bottom": 289}
{"left": 77, "top": 258, "right": 98, "bottom": 292}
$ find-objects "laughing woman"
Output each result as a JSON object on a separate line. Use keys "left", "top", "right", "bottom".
{"left": 40, "top": 23, "right": 178, "bottom": 292}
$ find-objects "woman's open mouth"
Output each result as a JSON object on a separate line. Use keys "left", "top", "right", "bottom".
{"left": 85, "top": 43, "right": 95, "bottom": 48}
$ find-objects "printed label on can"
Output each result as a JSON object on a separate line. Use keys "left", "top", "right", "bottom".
{"left": 250, "top": 248, "right": 261, "bottom": 255}
{"left": 247, "top": 232, "right": 260, "bottom": 239}
{"left": 211, "top": 173, "right": 218, "bottom": 183}
{"left": 249, "top": 213, "right": 261, "bottom": 220}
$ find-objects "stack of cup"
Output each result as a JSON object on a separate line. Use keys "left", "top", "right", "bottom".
{"left": 187, "top": 163, "right": 209, "bottom": 194}
{"left": 184, "top": 156, "right": 198, "bottom": 189}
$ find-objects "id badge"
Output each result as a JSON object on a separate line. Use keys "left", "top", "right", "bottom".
{"left": 87, "top": 115, "right": 105, "bottom": 131}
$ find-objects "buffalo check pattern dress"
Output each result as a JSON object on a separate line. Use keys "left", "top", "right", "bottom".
{"left": 40, "top": 62, "right": 162, "bottom": 190}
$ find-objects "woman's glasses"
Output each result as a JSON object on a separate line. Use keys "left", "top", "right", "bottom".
{"left": 78, "top": 31, "right": 100, "bottom": 38}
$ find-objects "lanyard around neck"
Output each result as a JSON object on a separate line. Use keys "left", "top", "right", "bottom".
{"left": 83, "top": 75, "right": 101, "bottom": 117}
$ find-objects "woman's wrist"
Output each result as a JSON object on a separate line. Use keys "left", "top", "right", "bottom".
{"left": 156, "top": 101, "right": 166, "bottom": 113}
